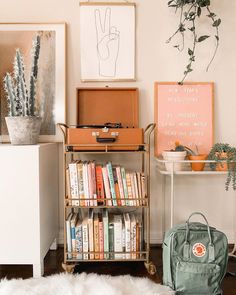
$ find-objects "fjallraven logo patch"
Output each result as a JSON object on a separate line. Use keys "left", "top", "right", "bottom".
{"left": 192, "top": 243, "right": 206, "bottom": 257}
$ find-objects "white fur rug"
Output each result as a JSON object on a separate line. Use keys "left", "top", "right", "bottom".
{"left": 0, "top": 273, "right": 174, "bottom": 295}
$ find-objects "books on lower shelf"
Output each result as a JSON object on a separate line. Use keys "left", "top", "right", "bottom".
{"left": 66, "top": 161, "right": 146, "bottom": 207}
{"left": 66, "top": 209, "right": 144, "bottom": 260}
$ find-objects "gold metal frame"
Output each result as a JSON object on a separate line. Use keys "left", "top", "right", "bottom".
{"left": 58, "top": 123, "right": 156, "bottom": 275}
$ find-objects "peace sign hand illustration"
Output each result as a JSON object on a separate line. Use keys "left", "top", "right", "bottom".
{"left": 95, "top": 7, "right": 120, "bottom": 77}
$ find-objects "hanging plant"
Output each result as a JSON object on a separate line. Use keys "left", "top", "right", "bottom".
{"left": 167, "top": 0, "right": 221, "bottom": 84}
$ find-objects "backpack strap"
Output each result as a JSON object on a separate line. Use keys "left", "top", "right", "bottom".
{"left": 183, "top": 212, "right": 215, "bottom": 262}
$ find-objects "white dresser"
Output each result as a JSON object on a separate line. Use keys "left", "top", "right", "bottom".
{"left": 0, "top": 143, "right": 59, "bottom": 278}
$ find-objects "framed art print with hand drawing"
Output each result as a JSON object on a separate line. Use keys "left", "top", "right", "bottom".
{"left": 79, "top": 2, "right": 135, "bottom": 81}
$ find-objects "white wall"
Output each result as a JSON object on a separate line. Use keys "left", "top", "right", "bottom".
{"left": 1, "top": 0, "right": 236, "bottom": 243}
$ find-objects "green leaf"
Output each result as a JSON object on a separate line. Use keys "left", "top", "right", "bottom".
{"left": 197, "top": 7, "right": 202, "bottom": 17}
{"left": 188, "top": 48, "right": 193, "bottom": 56}
{"left": 198, "top": 35, "right": 210, "bottom": 42}
{"left": 188, "top": 27, "right": 195, "bottom": 32}
{"left": 215, "top": 35, "right": 219, "bottom": 41}
{"left": 213, "top": 19, "right": 221, "bottom": 27}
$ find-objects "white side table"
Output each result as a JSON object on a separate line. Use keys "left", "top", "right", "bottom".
{"left": 0, "top": 143, "right": 59, "bottom": 277}
{"left": 156, "top": 158, "right": 236, "bottom": 258}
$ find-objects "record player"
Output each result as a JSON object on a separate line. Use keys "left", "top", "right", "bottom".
{"left": 60, "top": 87, "right": 144, "bottom": 151}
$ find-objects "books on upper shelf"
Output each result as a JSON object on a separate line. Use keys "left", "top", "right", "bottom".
{"left": 66, "top": 161, "right": 146, "bottom": 207}
{"left": 65, "top": 209, "right": 144, "bottom": 261}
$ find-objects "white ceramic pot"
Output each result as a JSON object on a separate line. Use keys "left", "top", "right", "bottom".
{"left": 5, "top": 116, "right": 42, "bottom": 145}
{"left": 162, "top": 150, "right": 187, "bottom": 171}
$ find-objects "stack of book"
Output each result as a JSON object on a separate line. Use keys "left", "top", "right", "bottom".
{"left": 66, "top": 209, "right": 143, "bottom": 260}
{"left": 66, "top": 161, "right": 146, "bottom": 206}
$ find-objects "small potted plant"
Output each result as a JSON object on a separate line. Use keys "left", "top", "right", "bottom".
{"left": 162, "top": 141, "right": 187, "bottom": 171}
{"left": 4, "top": 34, "right": 41, "bottom": 145}
{"left": 208, "top": 143, "right": 236, "bottom": 190}
{"left": 187, "top": 145, "right": 208, "bottom": 171}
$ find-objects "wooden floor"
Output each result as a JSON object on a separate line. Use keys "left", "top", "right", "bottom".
{"left": 0, "top": 246, "right": 236, "bottom": 294}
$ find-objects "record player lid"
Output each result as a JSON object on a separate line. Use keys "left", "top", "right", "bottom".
{"left": 76, "top": 88, "right": 139, "bottom": 128}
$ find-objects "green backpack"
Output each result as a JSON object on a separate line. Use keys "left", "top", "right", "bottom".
{"left": 163, "top": 212, "right": 228, "bottom": 295}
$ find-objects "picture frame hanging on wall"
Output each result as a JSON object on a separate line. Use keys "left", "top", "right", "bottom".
{"left": 154, "top": 82, "right": 214, "bottom": 157}
{"left": 0, "top": 23, "right": 66, "bottom": 142}
{"left": 79, "top": 2, "right": 136, "bottom": 81}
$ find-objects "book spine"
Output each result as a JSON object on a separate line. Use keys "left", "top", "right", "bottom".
{"left": 121, "top": 167, "right": 129, "bottom": 206}
{"left": 109, "top": 223, "right": 114, "bottom": 259}
{"left": 88, "top": 212, "right": 94, "bottom": 260}
{"left": 133, "top": 173, "right": 139, "bottom": 206}
{"left": 82, "top": 220, "right": 89, "bottom": 260}
{"left": 69, "top": 162, "right": 80, "bottom": 206}
{"left": 75, "top": 223, "right": 83, "bottom": 260}
{"left": 113, "top": 168, "right": 121, "bottom": 206}
{"left": 141, "top": 173, "right": 146, "bottom": 206}
{"left": 88, "top": 162, "right": 94, "bottom": 206}
{"left": 125, "top": 173, "right": 133, "bottom": 206}
{"left": 99, "top": 221, "right": 104, "bottom": 259}
{"left": 66, "top": 214, "right": 72, "bottom": 259}
{"left": 77, "top": 163, "right": 85, "bottom": 206}
{"left": 91, "top": 161, "right": 97, "bottom": 206}
{"left": 136, "top": 172, "right": 142, "bottom": 206}
{"left": 130, "top": 173, "right": 137, "bottom": 206}
{"left": 94, "top": 215, "right": 100, "bottom": 260}
{"left": 114, "top": 215, "right": 123, "bottom": 259}
{"left": 66, "top": 168, "right": 72, "bottom": 206}
{"left": 116, "top": 167, "right": 125, "bottom": 206}
{"left": 103, "top": 209, "right": 109, "bottom": 259}
{"left": 102, "top": 167, "right": 112, "bottom": 206}
{"left": 96, "top": 165, "right": 105, "bottom": 205}
{"left": 83, "top": 163, "right": 90, "bottom": 207}
{"left": 106, "top": 163, "right": 117, "bottom": 206}
{"left": 131, "top": 215, "right": 137, "bottom": 259}
{"left": 124, "top": 213, "right": 131, "bottom": 259}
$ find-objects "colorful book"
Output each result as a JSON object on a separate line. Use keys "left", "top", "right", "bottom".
{"left": 75, "top": 218, "right": 83, "bottom": 259}
{"left": 83, "top": 162, "right": 90, "bottom": 206}
{"left": 125, "top": 173, "right": 133, "bottom": 206}
{"left": 82, "top": 216, "right": 89, "bottom": 260}
{"left": 94, "top": 213, "right": 100, "bottom": 259}
{"left": 66, "top": 212, "right": 73, "bottom": 259}
{"left": 66, "top": 168, "right": 72, "bottom": 205}
{"left": 114, "top": 215, "right": 123, "bottom": 259}
{"left": 113, "top": 168, "right": 121, "bottom": 206}
{"left": 109, "top": 220, "right": 114, "bottom": 259}
{"left": 133, "top": 173, "right": 139, "bottom": 206}
{"left": 88, "top": 209, "right": 94, "bottom": 259}
{"left": 136, "top": 172, "right": 142, "bottom": 206}
{"left": 102, "top": 166, "right": 112, "bottom": 206}
{"left": 70, "top": 213, "right": 78, "bottom": 258}
{"left": 96, "top": 165, "right": 105, "bottom": 205}
{"left": 91, "top": 161, "right": 97, "bottom": 206}
{"left": 121, "top": 167, "right": 129, "bottom": 206}
{"left": 130, "top": 214, "right": 137, "bottom": 259}
{"left": 124, "top": 213, "right": 131, "bottom": 259}
{"left": 68, "top": 162, "right": 80, "bottom": 206}
{"left": 106, "top": 162, "right": 117, "bottom": 206}
{"left": 116, "top": 166, "right": 125, "bottom": 206}
{"left": 130, "top": 173, "right": 137, "bottom": 206}
{"left": 77, "top": 162, "right": 85, "bottom": 206}
{"left": 141, "top": 173, "right": 146, "bottom": 206}
{"left": 99, "top": 218, "right": 104, "bottom": 259}
{"left": 103, "top": 209, "right": 109, "bottom": 259}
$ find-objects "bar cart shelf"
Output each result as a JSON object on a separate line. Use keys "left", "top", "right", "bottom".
{"left": 59, "top": 123, "right": 156, "bottom": 275}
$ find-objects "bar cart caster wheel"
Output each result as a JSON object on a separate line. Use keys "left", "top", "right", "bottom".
{"left": 144, "top": 261, "right": 157, "bottom": 275}
{"left": 62, "top": 263, "right": 76, "bottom": 274}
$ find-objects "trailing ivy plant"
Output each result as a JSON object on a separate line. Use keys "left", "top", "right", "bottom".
{"left": 167, "top": 0, "right": 221, "bottom": 84}
{"left": 208, "top": 143, "right": 236, "bottom": 191}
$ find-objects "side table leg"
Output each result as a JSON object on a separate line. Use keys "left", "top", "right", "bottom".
{"left": 33, "top": 261, "right": 44, "bottom": 278}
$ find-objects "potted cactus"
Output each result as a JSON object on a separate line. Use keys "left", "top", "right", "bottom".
{"left": 4, "top": 34, "right": 41, "bottom": 145}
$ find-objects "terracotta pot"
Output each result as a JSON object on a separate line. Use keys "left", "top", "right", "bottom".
{"left": 188, "top": 154, "right": 207, "bottom": 171}
{"left": 215, "top": 152, "right": 228, "bottom": 171}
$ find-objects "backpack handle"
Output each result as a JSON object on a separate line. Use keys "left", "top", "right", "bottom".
{"left": 184, "top": 212, "right": 215, "bottom": 262}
